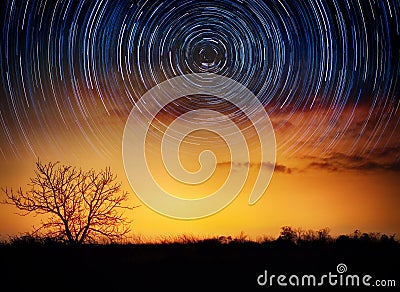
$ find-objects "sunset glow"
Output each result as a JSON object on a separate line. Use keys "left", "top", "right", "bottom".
{"left": 1, "top": 0, "right": 399, "bottom": 241}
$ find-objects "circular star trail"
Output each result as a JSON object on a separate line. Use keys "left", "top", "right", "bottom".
{"left": 0, "top": 0, "right": 399, "bottom": 160}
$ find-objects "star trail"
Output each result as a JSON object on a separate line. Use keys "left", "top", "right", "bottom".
{"left": 0, "top": 0, "right": 399, "bottom": 161}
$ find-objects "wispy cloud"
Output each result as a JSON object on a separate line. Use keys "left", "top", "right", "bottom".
{"left": 217, "top": 161, "right": 294, "bottom": 174}
{"left": 305, "top": 148, "right": 400, "bottom": 172}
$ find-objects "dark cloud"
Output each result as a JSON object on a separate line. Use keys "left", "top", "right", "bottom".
{"left": 271, "top": 163, "right": 293, "bottom": 174}
{"left": 349, "top": 161, "right": 400, "bottom": 172}
{"left": 216, "top": 161, "right": 293, "bottom": 174}
{"left": 307, "top": 162, "right": 338, "bottom": 172}
{"left": 368, "top": 146, "right": 400, "bottom": 160}
{"left": 306, "top": 149, "right": 400, "bottom": 172}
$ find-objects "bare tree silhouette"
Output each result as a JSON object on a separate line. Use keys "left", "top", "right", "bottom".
{"left": 2, "top": 161, "right": 132, "bottom": 244}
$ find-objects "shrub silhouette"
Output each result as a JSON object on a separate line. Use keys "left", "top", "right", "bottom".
{"left": 278, "top": 226, "right": 332, "bottom": 244}
{"left": 1, "top": 226, "right": 397, "bottom": 291}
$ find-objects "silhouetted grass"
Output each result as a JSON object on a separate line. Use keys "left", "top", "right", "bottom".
{"left": 1, "top": 228, "right": 399, "bottom": 291}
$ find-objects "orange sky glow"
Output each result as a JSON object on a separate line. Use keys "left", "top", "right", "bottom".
{"left": 1, "top": 102, "right": 399, "bottom": 241}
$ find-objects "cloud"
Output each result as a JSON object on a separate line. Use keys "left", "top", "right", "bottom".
{"left": 305, "top": 149, "right": 400, "bottom": 172}
{"left": 368, "top": 146, "right": 400, "bottom": 160}
{"left": 307, "top": 162, "right": 338, "bottom": 172}
{"left": 271, "top": 163, "right": 293, "bottom": 174}
{"left": 216, "top": 161, "right": 294, "bottom": 174}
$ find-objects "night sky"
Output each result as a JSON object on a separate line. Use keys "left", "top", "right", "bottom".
{"left": 1, "top": 0, "right": 399, "bottom": 238}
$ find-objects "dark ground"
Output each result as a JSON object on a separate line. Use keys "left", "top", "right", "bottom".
{"left": 0, "top": 237, "right": 399, "bottom": 291}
